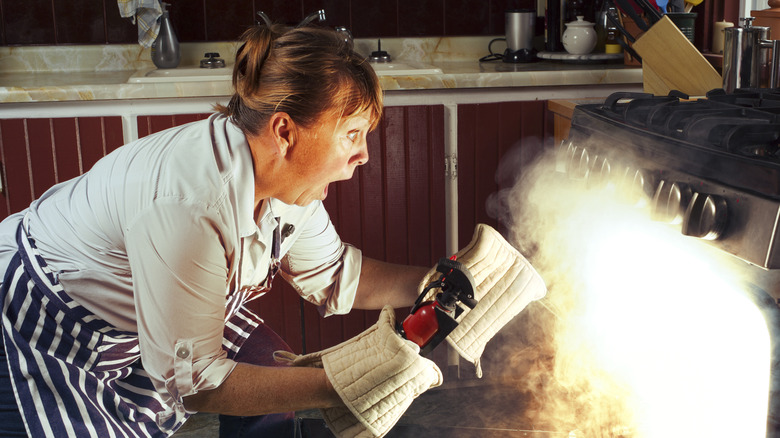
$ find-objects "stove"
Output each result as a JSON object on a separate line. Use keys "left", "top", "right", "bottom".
{"left": 562, "top": 89, "right": 780, "bottom": 271}
{"left": 561, "top": 90, "right": 780, "bottom": 438}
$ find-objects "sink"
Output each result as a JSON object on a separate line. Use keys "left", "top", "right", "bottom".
{"left": 127, "top": 66, "right": 232, "bottom": 83}
{"left": 369, "top": 62, "right": 442, "bottom": 76}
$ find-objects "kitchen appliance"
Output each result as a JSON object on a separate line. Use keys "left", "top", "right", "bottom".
{"left": 559, "top": 89, "right": 780, "bottom": 437}
{"left": 504, "top": 9, "right": 537, "bottom": 63}
{"left": 722, "top": 17, "right": 780, "bottom": 93}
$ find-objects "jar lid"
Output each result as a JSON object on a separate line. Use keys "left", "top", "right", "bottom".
{"left": 566, "top": 16, "right": 594, "bottom": 27}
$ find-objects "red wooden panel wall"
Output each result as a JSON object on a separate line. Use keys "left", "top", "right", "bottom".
{"left": 457, "top": 101, "right": 553, "bottom": 246}
{"left": 137, "top": 113, "right": 212, "bottom": 137}
{"left": 0, "top": 116, "right": 124, "bottom": 219}
{"left": 254, "top": 105, "right": 447, "bottom": 354}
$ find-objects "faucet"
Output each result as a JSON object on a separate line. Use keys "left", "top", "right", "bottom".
{"left": 256, "top": 11, "right": 272, "bottom": 27}
{"left": 335, "top": 26, "right": 354, "bottom": 48}
{"left": 298, "top": 9, "right": 326, "bottom": 27}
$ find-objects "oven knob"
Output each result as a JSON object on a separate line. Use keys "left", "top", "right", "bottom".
{"left": 568, "top": 146, "right": 590, "bottom": 180}
{"left": 681, "top": 192, "right": 728, "bottom": 240}
{"left": 586, "top": 155, "right": 610, "bottom": 189}
{"left": 651, "top": 181, "right": 692, "bottom": 224}
{"left": 556, "top": 139, "right": 575, "bottom": 173}
{"left": 618, "top": 167, "right": 653, "bottom": 206}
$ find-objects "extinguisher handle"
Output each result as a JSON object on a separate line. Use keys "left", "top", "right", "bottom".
{"left": 460, "top": 296, "right": 478, "bottom": 309}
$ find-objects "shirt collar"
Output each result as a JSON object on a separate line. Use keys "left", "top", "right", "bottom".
{"left": 229, "top": 124, "right": 295, "bottom": 237}
{"left": 227, "top": 122, "right": 261, "bottom": 237}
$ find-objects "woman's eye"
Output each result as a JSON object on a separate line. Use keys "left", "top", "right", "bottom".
{"left": 346, "top": 131, "right": 359, "bottom": 142}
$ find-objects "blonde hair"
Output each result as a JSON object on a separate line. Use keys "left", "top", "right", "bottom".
{"left": 219, "top": 24, "right": 383, "bottom": 137}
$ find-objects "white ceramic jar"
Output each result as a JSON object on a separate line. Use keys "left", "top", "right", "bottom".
{"left": 562, "top": 16, "right": 597, "bottom": 55}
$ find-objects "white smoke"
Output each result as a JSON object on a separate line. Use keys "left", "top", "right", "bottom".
{"left": 484, "top": 144, "right": 771, "bottom": 437}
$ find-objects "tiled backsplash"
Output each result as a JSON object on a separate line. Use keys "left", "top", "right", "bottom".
{"left": 2, "top": 0, "right": 537, "bottom": 46}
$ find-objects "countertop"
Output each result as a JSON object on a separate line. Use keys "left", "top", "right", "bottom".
{"left": 0, "top": 37, "right": 643, "bottom": 104}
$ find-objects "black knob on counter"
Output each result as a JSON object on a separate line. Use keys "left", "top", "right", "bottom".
{"left": 651, "top": 181, "right": 692, "bottom": 224}
{"left": 681, "top": 192, "right": 728, "bottom": 240}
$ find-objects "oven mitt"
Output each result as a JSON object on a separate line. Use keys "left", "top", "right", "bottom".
{"left": 273, "top": 305, "right": 443, "bottom": 438}
{"left": 419, "top": 223, "right": 547, "bottom": 377}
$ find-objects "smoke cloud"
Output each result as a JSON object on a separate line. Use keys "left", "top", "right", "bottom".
{"left": 480, "top": 142, "right": 771, "bottom": 437}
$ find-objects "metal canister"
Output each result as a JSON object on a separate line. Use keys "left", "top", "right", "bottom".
{"left": 722, "top": 19, "right": 771, "bottom": 93}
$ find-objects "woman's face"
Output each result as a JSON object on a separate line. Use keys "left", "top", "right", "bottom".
{"left": 285, "top": 109, "right": 373, "bottom": 206}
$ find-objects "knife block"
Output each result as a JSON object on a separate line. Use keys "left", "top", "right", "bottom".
{"left": 632, "top": 16, "right": 722, "bottom": 97}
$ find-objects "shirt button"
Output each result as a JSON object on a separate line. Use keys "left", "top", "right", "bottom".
{"left": 176, "top": 347, "right": 190, "bottom": 359}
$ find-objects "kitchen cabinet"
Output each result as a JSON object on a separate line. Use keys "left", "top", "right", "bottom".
{"left": 457, "top": 101, "right": 552, "bottom": 242}
{"left": 547, "top": 98, "right": 608, "bottom": 149}
{"left": 0, "top": 113, "right": 214, "bottom": 221}
{"left": 137, "top": 113, "right": 212, "bottom": 137}
{"left": 258, "top": 105, "right": 448, "bottom": 357}
{"left": 0, "top": 116, "right": 124, "bottom": 218}
{"left": 0, "top": 104, "right": 450, "bottom": 356}
{"left": 0, "top": 99, "right": 556, "bottom": 370}
{"left": 263, "top": 101, "right": 555, "bottom": 357}
{"left": 548, "top": 99, "right": 577, "bottom": 148}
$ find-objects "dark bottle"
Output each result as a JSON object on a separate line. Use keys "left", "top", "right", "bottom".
{"left": 598, "top": 0, "right": 622, "bottom": 54}
{"left": 546, "top": 0, "right": 563, "bottom": 52}
{"left": 151, "top": 2, "right": 180, "bottom": 69}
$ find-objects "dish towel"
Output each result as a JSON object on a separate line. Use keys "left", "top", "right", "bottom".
{"left": 117, "top": 0, "right": 163, "bottom": 48}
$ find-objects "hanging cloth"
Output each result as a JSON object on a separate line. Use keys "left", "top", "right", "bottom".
{"left": 117, "top": 0, "right": 163, "bottom": 48}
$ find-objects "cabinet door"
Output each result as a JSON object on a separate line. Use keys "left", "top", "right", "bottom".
{"left": 137, "top": 113, "right": 213, "bottom": 137}
{"left": 0, "top": 117, "right": 124, "bottom": 220}
{"left": 457, "top": 101, "right": 553, "bottom": 244}
{"left": 254, "top": 105, "right": 447, "bottom": 354}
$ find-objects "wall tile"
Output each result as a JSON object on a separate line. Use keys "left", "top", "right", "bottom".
{"left": 204, "top": 0, "right": 254, "bottom": 41}
{"left": 54, "top": 0, "right": 106, "bottom": 44}
{"left": 0, "top": 3, "right": 5, "bottom": 45}
{"left": 257, "top": 0, "right": 304, "bottom": 27}
{"left": 4, "top": 0, "right": 55, "bottom": 45}
{"left": 444, "top": 0, "right": 490, "bottom": 36}
{"left": 104, "top": 0, "right": 137, "bottom": 44}
{"left": 302, "top": 0, "right": 349, "bottom": 29}
{"left": 398, "top": 0, "right": 444, "bottom": 37}
{"left": 490, "top": 0, "right": 537, "bottom": 35}
{"left": 351, "top": 0, "right": 397, "bottom": 38}
{"left": 0, "top": 0, "right": 730, "bottom": 48}
{"left": 168, "top": 0, "right": 207, "bottom": 42}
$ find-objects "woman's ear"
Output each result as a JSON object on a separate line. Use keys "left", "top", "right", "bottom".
{"left": 269, "top": 112, "right": 295, "bottom": 157}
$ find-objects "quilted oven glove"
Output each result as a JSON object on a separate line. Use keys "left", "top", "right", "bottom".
{"left": 419, "top": 223, "right": 547, "bottom": 377}
{"left": 274, "top": 305, "right": 443, "bottom": 438}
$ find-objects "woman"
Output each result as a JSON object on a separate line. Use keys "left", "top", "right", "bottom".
{"left": 0, "top": 22, "right": 431, "bottom": 437}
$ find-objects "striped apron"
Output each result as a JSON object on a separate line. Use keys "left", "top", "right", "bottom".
{"left": 0, "top": 217, "right": 269, "bottom": 437}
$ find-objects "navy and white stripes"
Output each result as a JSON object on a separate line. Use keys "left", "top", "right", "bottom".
{"left": 1, "top": 219, "right": 268, "bottom": 437}
{"left": 1, "top": 224, "right": 181, "bottom": 437}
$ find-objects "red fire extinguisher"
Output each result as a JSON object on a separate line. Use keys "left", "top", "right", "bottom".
{"left": 398, "top": 257, "right": 477, "bottom": 356}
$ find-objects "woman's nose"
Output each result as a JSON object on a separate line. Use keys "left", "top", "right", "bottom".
{"left": 351, "top": 142, "right": 369, "bottom": 166}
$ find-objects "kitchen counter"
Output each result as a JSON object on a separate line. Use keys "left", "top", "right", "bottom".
{"left": 0, "top": 38, "right": 642, "bottom": 104}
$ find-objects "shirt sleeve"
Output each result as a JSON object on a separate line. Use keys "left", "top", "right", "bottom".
{"left": 125, "top": 199, "right": 237, "bottom": 411}
{"left": 280, "top": 202, "right": 362, "bottom": 317}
